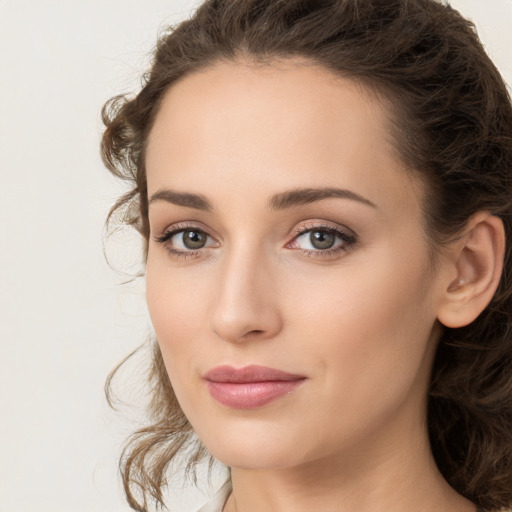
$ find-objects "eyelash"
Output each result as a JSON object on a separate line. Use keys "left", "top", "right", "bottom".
{"left": 154, "top": 223, "right": 217, "bottom": 260}
{"left": 287, "top": 222, "right": 357, "bottom": 259}
{"left": 153, "top": 222, "right": 357, "bottom": 260}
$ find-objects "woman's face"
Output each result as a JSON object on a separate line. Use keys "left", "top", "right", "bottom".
{"left": 145, "top": 59, "right": 449, "bottom": 470}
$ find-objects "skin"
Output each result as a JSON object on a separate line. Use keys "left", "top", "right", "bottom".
{"left": 144, "top": 58, "right": 477, "bottom": 512}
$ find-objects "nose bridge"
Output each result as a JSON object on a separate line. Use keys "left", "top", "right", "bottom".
{"left": 210, "top": 238, "right": 281, "bottom": 343}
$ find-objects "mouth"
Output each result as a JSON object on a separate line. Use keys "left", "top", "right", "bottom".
{"left": 203, "top": 365, "right": 307, "bottom": 409}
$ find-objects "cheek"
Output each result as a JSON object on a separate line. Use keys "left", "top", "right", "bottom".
{"left": 145, "top": 256, "right": 209, "bottom": 375}
{"left": 145, "top": 267, "right": 212, "bottom": 431}
{"left": 285, "top": 249, "right": 438, "bottom": 416}
{"left": 288, "top": 252, "right": 434, "bottom": 348}
{"left": 143, "top": 242, "right": 441, "bottom": 469}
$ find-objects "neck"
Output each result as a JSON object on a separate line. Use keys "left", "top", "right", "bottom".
{"left": 223, "top": 405, "right": 475, "bottom": 512}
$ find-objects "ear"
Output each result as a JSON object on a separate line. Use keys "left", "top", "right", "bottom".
{"left": 437, "top": 212, "right": 505, "bottom": 328}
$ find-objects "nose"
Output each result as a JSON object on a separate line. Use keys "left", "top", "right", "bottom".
{"left": 210, "top": 247, "right": 283, "bottom": 344}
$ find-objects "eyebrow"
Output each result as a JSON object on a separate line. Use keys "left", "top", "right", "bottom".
{"left": 268, "top": 187, "right": 377, "bottom": 210}
{"left": 149, "top": 189, "right": 213, "bottom": 211}
{"left": 148, "top": 186, "right": 377, "bottom": 211}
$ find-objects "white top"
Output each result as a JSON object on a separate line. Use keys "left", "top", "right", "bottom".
{"left": 196, "top": 480, "right": 232, "bottom": 512}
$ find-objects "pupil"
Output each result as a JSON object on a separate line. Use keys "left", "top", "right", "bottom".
{"left": 310, "top": 230, "right": 335, "bottom": 250}
{"left": 183, "top": 230, "right": 206, "bottom": 249}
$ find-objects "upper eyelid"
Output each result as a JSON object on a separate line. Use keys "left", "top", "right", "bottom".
{"left": 155, "top": 219, "right": 353, "bottom": 235}
{"left": 289, "top": 221, "right": 356, "bottom": 239}
{"left": 154, "top": 223, "right": 357, "bottom": 263}
{"left": 289, "top": 224, "right": 356, "bottom": 248}
{"left": 154, "top": 221, "right": 219, "bottom": 241}
{"left": 154, "top": 221, "right": 356, "bottom": 248}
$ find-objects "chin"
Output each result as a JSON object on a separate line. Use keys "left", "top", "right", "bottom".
{"left": 198, "top": 426, "right": 309, "bottom": 470}
{"left": 209, "top": 444, "right": 300, "bottom": 470}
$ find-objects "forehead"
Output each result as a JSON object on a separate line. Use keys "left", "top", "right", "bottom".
{"left": 145, "top": 58, "right": 423, "bottom": 217}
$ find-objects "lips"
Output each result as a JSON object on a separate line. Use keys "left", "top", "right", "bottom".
{"left": 203, "top": 365, "right": 306, "bottom": 409}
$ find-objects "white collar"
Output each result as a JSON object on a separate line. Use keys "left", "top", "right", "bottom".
{"left": 196, "top": 480, "right": 232, "bottom": 512}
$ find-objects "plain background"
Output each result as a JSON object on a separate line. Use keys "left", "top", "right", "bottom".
{"left": 0, "top": 1, "right": 511, "bottom": 511}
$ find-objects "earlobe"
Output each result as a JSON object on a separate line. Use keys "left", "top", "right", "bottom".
{"left": 437, "top": 212, "right": 505, "bottom": 329}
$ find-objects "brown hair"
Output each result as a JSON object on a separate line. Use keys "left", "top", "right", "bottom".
{"left": 101, "top": 0, "right": 512, "bottom": 510}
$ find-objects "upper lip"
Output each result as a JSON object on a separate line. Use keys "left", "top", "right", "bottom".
{"left": 204, "top": 365, "right": 306, "bottom": 383}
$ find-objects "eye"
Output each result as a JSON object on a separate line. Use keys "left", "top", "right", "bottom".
{"left": 173, "top": 229, "right": 209, "bottom": 250}
{"left": 154, "top": 224, "right": 218, "bottom": 258}
{"left": 298, "top": 230, "right": 338, "bottom": 250}
{"left": 287, "top": 223, "right": 357, "bottom": 258}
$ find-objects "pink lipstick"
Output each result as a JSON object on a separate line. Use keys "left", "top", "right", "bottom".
{"left": 204, "top": 365, "right": 306, "bottom": 409}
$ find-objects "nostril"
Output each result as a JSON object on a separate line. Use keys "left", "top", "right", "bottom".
{"left": 236, "top": 329, "right": 267, "bottom": 342}
{"left": 235, "top": 330, "right": 264, "bottom": 342}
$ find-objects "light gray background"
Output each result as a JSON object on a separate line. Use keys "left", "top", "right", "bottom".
{"left": 0, "top": 1, "right": 511, "bottom": 511}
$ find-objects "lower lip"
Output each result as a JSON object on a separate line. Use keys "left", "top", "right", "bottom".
{"left": 206, "top": 380, "right": 305, "bottom": 409}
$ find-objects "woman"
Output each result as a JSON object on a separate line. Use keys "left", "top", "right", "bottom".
{"left": 101, "top": 0, "right": 512, "bottom": 511}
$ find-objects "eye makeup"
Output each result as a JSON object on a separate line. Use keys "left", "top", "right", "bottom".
{"left": 286, "top": 221, "right": 357, "bottom": 259}
{"left": 153, "top": 220, "right": 358, "bottom": 261}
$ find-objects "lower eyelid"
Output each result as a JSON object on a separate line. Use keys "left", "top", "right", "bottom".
{"left": 154, "top": 226, "right": 220, "bottom": 260}
{"left": 166, "top": 247, "right": 203, "bottom": 259}
{"left": 154, "top": 223, "right": 356, "bottom": 259}
{"left": 295, "top": 247, "right": 347, "bottom": 259}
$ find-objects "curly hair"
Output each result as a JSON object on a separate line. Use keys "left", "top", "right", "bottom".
{"left": 101, "top": 0, "right": 512, "bottom": 510}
